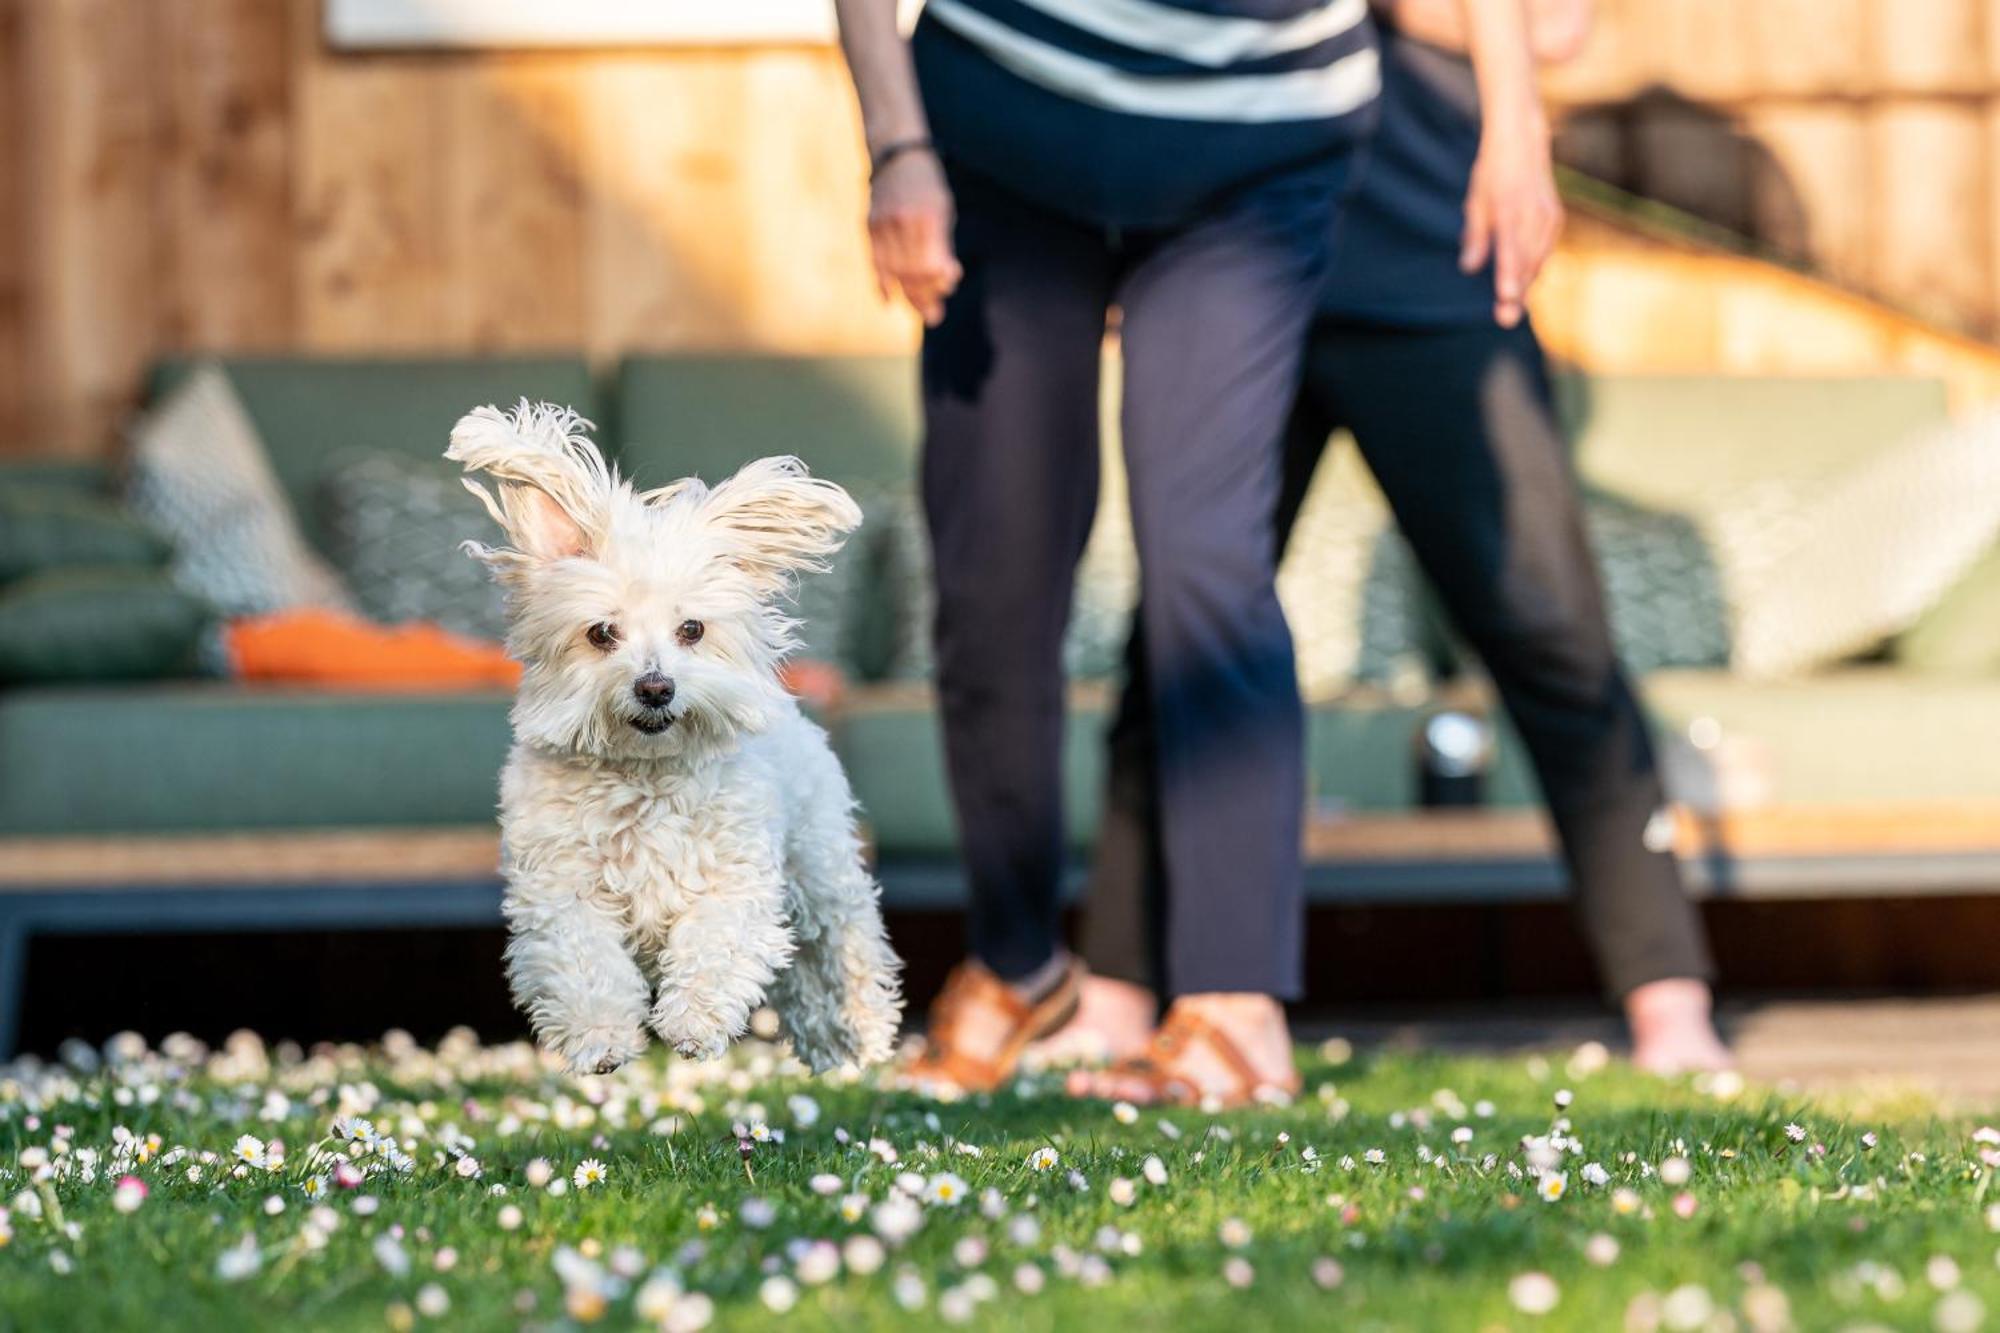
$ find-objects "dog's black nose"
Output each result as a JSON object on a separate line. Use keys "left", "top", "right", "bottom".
{"left": 632, "top": 673, "right": 676, "bottom": 709}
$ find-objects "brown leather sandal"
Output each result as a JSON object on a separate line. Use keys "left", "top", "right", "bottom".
{"left": 902, "top": 957, "right": 1086, "bottom": 1093}
{"left": 1092, "top": 1008, "right": 1301, "bottom": 1110}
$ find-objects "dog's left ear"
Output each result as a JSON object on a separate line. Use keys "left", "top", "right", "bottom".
{"left": 692, "top": 456, "right": 862, "bottom": 595}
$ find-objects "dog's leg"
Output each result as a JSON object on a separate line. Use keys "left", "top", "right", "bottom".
{"left": 504, "top": 891, "right": 651, "bottom": 1076}
{"left": 650, "top": 865, "right": 792, "bottom": 1062}
{"left": 771, "top": 777, "right": 904, "bottom": 1072}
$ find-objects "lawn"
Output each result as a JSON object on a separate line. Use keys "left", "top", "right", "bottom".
{"left": 2, "top": 1026, "right": 1997, "bottom": 1332}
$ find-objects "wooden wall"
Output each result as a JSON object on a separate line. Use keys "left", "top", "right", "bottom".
{"left": 0, "top": 0, "right": 912, "bottom": 457}
{"left": 1545, "top": 0, "right": 2000, "bottom": 336}
{"left": 7, "top": 0, "right": 2000, "bottom": 459}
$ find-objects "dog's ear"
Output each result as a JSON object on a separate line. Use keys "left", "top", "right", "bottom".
{"left": 692, "top": 456, "right": 862, "bottom": 594}
{"left": 446, "top": 401, "right": 611, "bottom": 567}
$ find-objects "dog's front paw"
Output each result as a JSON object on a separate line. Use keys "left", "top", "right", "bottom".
{"left": 650, "top": 1001, "right": 737, "bottom": 1064}
{"left": 553, "top": 1025, "right": 650, "bottom": 1077}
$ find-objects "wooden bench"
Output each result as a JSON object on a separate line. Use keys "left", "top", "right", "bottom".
{"left": 5, "top": 801, "right": 1999, "bottom": 1057}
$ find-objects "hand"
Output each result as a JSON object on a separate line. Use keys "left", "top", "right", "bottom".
{"left": 1459, "top": 109, "right": 1563, "bottom": 328}
{"left": 868, "top": 148, "right": 962, "bottom": 326}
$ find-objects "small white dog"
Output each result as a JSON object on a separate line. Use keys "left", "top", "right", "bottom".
{"left": 447, "top": 400, "right": 902, "bottom": 1076}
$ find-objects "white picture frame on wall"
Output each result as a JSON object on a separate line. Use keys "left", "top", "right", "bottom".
{"left": 324, "top": 0, "right": 844, "bottom": 49}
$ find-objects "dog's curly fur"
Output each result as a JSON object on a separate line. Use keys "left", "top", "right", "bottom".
{"left": 448, "top": 401, "right": 902, "bottom": 1075}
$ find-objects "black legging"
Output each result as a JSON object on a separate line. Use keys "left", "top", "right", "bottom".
{"left": 1083, "top": 319, "right": 1716, "bottom": 1000}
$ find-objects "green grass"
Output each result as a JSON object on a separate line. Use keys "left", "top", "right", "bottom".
{"left": 1, "top": 1031, "right": 1997, "bottom": 1331}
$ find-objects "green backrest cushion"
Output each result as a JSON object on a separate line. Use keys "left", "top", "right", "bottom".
{"left": 149, "top": 357, "right": 602, "bottom": 555}
{"left": 0, "top": 567, "right": 210, "bottom": 684}
{"left": 1897, "top": 541, "right": 2000, "bottom": 676}
{"left": 1556, "top": 374, "right": 1950, "bottom": 508}
{"left": 0, "top": 485, "right": 172, "bottom": 584}
{"left": 0, "top": 459, "right": 113, "bottom": 496}
{"left": 612, "top": 356, "right": 920, "bottom": 490}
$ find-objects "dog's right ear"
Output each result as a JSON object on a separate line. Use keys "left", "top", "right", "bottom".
{"left": 446, "top": 401, "right": 611, "bottom": 569}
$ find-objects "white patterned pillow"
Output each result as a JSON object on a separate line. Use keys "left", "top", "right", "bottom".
{"left": 1709, "top": 407, "right": 2000, "bottom": 678}
{"left": 125, "top": 364, "right": 352, "bottom": 619}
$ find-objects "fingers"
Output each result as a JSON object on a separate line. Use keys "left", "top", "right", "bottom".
{"left": 1459, "top": 188, "right": 1493, "bottom": 277}
{"left": 868, "top": 203, "right": 961, "bottom": 326}
{"left": 1494, "top": 215, "right": 1523, "bottom": 329}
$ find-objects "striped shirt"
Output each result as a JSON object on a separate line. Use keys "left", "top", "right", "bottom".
{"left": 913, "top": 0, "right": 1379, "bottom": 228}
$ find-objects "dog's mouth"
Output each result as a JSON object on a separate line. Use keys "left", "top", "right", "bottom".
{"left": 628, "top": 711, "right": 675, "bottom": 735}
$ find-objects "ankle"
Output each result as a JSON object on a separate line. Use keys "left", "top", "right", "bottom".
{"left": 1625, "top": 977, "right": 1714, "bottom": 1029}
{"left": 1001, "top": 950, "right": 1073, "bottom": 1004}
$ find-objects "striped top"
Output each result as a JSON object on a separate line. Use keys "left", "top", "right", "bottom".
{"left": 913, "top": 0, "right": 1379, "bottom": 228}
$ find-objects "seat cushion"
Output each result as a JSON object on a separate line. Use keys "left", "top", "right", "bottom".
{"left": 835, "top": 683, "right": 1438, "bottom": 858}
{"left": 1642, "top": 667, "right": 2000, "bottom": 806}
{"left": 150, "top": 356, "right": 601, "bottom": 556}
{"left": 0, "top": 686, "right": 512, "bottom": 835}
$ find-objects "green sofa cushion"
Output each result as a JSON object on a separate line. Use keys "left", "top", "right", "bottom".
{"left": 0, "top": 460, "right": 112, "bottom": 497}
{"left": 1897, "top": 542, "right": 2000, "bottom": 677}
{"left": 1643, "top": 667, "right": 2000, "bottom": 805}
{"left": 0, "top": 687, "right": 513, "bottom": 835}
{"left": 0, "top": 568, "right": 209, "bottom": 685}
{"left": 0, "top": 486, "right": 172, "bottom": 584}
{"left": 1557, "top": 374, "right": 1950, "bottom": 509}
{"left": 613, "top": 356, "right": 919, "bottom": 491}
{"left": 149, "top": 357, "right": 601, "bottom": 555}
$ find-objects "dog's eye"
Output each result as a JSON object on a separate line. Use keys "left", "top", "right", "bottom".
{"left": 676, "top": 619, "right": 705, "bottom": 646}
{"left": 585, "top": 622, "right": 620, "bottom": 651}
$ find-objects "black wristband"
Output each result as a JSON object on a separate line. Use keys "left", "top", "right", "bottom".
{"left": 869, "top": 137, "right": 936, "bottom": 181}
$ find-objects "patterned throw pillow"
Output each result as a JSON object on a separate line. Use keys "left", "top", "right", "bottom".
{"left": 1700, "top": 407, "right": 2000, "bottom": 679}
{"left": 321, "top": 453, "right": 510, "bottom": 642}
{"left": 125, "top": 363, "right": 352, "bottom": 620}
{"left": 1585, "top": 492, "right": 1732, "bottom": 674}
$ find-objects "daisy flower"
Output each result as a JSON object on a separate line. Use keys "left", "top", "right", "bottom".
{"left": 925, "top": 1173, "right": 968, "bottom": 1206}
{"left": 1112, "top": 1101, "right": 1139, "bottom": 1125}
{"left": 231, "top": 1135, "right": 267, "bottom": 1169}
{"left": 1363, "top": 1148, "right": 1386, "bottom": 1166}
{"left": 1109, "top": 1177, "right": 1137, "bottom": 1207}
{"left": 1027, "top": 1147, "right": 1059, "bottom": 1173}
{"left": 111, "top": 1176, "right": 147, "bottom": 1214}
{"left": 1580, "top": 1162, "right": 1610, "bottom": 1187}
{"left": 839, "top": 1193, "right": 870, "bottom": 1223}
{"left": 844, "top": 1235, "right": 887, "bottom": 1275}
{"left": 1509, "top": 1271, "right": 1560, "bottom": 1315}
{"left": 1142, "top": 1154, "right": 1168, "bottom": 1186}
{"left": 302, "top": 1174, "right": 327, "bottom": 1200}
{"left": 572, "top": 1158, "right": 607, "bottom": 1190}
{"left": 1538, "top": 1172, "right": 1567, "bottom": 1203}
{"left": 1783, "top": 1123, "right": 1806, "bottom": 1143}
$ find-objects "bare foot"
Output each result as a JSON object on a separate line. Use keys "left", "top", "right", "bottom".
{"left": 1069, "top": 993, "right": 1297, "bottom": 1107}
{"left": 1626, "top": 977, "right": 1733, "bottom": 1075}
{"left": 1027, "top": 976, "right": 1157, "bottom": 1067}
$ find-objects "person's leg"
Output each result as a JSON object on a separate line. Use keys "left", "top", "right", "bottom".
{"left": 1077, "top": 168, "right": 1338, "bottom": 1102}
{"left": 921, "top": 172, "right": 1114, "bottom": 989}
{"left": 1058, "top": 347, "right": 1343, "bottom": 1066}
{"left": 1322, "top": 320, "right": 1727, "bottom": 1071}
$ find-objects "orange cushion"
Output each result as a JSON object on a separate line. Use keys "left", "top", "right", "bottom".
{"left": 223, "top": 609, "right": 521, "bottom": 691}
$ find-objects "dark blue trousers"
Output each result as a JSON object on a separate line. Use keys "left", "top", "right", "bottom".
{"left": 921, "top": 163, "right": 1345, "bottom": 999}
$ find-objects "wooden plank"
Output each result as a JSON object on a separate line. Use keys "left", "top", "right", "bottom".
{"left": 733, "top": 48, "right": 915, "bottom": 354}
{"left": 17, "top": 0, "right": 165, "bottom": 456}
{"left": 1742, "top": 104, "right": 1872, "bottom": 286}
{"left": 0, "top": 0, "right": 24, "bottom": 452}
{"left": 155, "top": 0, "right": 297, "bottom": 351}
{"left": 1869, "top": 0, "right": 1986, "bottom": 94}
{"left": 0, "top": 828, "right": 500, "bottom": 890}
{"left": 1747, "top": 0, "right": 1867, "bottom": 97}
{"left": 292, "top": 19, "right": 450, "bottom": 349}
{"left": 1866, "top": 101, "right": 1993, "bottom": 336}
{"left": 438, "top": 55, "right": 587, "bottom": 349}
{"left": 1304, "top": 803, "right": 2000, "bottom": 865}
{"left": 579, "top": 51, "right": 758, "bottom": 357}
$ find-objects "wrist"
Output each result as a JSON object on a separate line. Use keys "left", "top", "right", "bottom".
{"left": 1482, "top": 95, "right": 1550, "bottom": 142}
{"left": 869, "top": 136, "right": 937, "bottom": 181}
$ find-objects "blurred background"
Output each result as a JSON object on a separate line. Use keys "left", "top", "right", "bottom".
{"left": 3, "top": 0, "right": 1999, "bottom": 1091}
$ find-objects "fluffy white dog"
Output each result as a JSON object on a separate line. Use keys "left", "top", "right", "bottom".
{"left": 446, "top": 400, "right": 902, "bottom": 1076}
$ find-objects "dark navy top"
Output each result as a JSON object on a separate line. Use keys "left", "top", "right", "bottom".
{"left": 1319, "top": 22, "right": 1493, "bottom": 324}
{"left": 912, "top": 0, "right": 1380, "bottom": 229}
